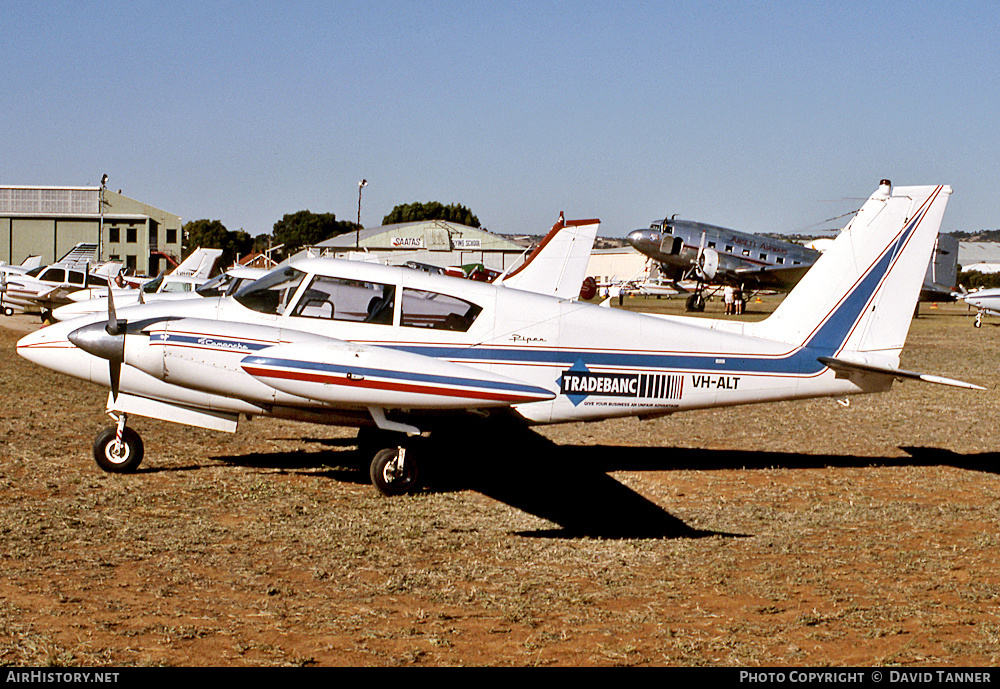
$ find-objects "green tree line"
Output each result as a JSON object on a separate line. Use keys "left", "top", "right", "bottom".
{"left": 181, "top": 201, "right": 481, "bottom": 267}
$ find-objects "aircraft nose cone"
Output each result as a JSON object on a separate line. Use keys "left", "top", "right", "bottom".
{"left": 68, "top": 321, "right": 124, "bottom": 363}
{"left": 626, "top": 229, "right": 660, "bottom": 250}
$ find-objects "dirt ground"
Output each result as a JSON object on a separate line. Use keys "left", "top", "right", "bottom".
{"left": 1, "top": 296, "right": 999, "bottom": 667}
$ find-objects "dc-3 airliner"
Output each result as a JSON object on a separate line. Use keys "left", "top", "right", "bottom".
{"left": 17, "top": 182, "right": 982, "bottom": 495}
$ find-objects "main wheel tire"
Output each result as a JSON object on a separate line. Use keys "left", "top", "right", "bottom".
{"left": 93, "top": 426, "right": 144, "bottom": 473}
{"left": 686, "top": 294, "right": 706, "bottom": 312}
{"left": 369, "top": 447, "right": 419, "bottom": 496}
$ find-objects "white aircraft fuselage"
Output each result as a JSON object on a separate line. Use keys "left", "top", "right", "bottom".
{"left": 16, "top": 182, "right": 981, "bottom": 494}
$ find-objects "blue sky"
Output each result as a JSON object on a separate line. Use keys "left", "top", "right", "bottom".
{"left": 3, "top": 1, "right": 998, "bottom": 238}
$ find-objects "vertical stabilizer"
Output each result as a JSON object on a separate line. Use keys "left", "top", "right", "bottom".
{"left": 172, "top": 247, "right": 224, "bottom": 278}
{"left": 498, "top": 214, "right": 599, "bottom": 300}
{"left": 754, "top": 181, "right": 950, "bottom": 363}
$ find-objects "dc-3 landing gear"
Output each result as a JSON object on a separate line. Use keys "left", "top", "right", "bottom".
{"left": 685, "top": 292, "right": 706, "bottom": 312}
{"left": 92, "top": 412, "right": 144, "bottom": 473}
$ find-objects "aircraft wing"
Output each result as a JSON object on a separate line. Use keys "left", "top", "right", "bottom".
{"left": 818, "top": 356, "right": 984, "bottom": 390}
{"left": 733, "top": 264, "right": 813, "bottom": 290}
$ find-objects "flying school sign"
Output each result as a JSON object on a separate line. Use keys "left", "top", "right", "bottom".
{"left": 560, "top": 360, "right": 683, "bottom": 406}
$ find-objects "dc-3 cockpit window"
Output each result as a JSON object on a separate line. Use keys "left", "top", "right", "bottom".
{"left": 290, "top": 274, "right": 396, "bottom": 324}
{"left": 235, "top": 267, "right": 307, "bottom": 315}
{"left": 400, "top": 288, "right": 481, "bottom": 332}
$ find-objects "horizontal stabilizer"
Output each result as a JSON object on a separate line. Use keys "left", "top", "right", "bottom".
{"left": 818, "top": 356, "right": 984, "bottom": 390}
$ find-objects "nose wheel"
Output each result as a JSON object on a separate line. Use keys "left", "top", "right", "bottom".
{"left": 93, "top": 414, "right": 144, "bottom": 473}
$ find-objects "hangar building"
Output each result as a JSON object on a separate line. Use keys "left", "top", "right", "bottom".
{"left": 958, "top": 241, "right": 1000, "bottom": 274}
{"left": 301, "top": 220, "right": 528, "bottom": 272}
{"left": 0, "top": 186, "right": 183, "bottom": 276}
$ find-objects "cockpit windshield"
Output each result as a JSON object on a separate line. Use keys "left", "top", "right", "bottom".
{"left": 234, "top": 267, "right": 306, "bottom": 315}
{"left": 195, "top": 273, "right": 231, "bottom": 297}
{"left": 141, "top": 275, "right": 163, "bottom": 293}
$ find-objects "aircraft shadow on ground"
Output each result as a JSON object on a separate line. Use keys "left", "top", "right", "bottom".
{"left": 206, "top": 430, "right": 1000, "bottom": 540}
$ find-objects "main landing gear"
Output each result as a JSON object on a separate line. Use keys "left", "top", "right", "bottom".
{"left": 357, "top": 427, "right": 421, "bottom": 496}
{"left": 92, "top": 413, "right": 144, "bottom": 473}
{"left": 685, "top": 292, "right": 706, "bottom": 312}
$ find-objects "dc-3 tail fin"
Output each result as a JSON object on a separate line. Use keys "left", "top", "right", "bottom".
{"left": 754, "top": 180, "right": 982, "bottom": 390}
{"left": 497, "top": 213, "right": 599, "bottom": 300}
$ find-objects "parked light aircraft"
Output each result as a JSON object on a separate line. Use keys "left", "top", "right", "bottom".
{"left": 0, "top": 256, "right": 44, "bottom": 313}
{"left": 0, "top": 251, "right": 122, "bottom": 319}
{"left": 63, "top": 247, "right": 225, "bottom": 305}
{"left": 18, "top": 184, "right": 981, "bottom": 496}
{"left": 1, "top": 243, "right": 104, "bottom": 316}
{"left": 961, "top": 288, "right": 1000, "bottom": 328}
{"left": 627, "top": 206, "right": 960, "bottom": 311}
{"left": 52, "top": 266, "right": 269, "bottom": 322}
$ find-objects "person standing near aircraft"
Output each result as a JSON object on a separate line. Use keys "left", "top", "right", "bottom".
{"left": 724, "top": 284, "right": 735, "bottom": 315}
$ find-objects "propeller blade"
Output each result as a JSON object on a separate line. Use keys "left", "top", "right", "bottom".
{"left": 106, "top": 282, "right": 121, "bottom": 336}
{"left": 105, "top": 281, "right": 124, "bottom": 398}
{"left": 109, "top": 360, "right": 121, "bottom": 400}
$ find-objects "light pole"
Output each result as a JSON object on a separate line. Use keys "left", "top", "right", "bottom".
{"left": 98, "top": 174, "right": 108, "bottom": 262}
{"left": 357, "top": 179, "right": 367, "bottom": 249}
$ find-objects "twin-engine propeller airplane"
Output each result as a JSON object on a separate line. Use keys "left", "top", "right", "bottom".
{"left": 626, "top": 216, "right": 821, "bottom": 310}
{"left": 627, "top": 204, "right": 961, "bottom": 311}
{"left": 17, "top": 184, "right": 982, "bottom": 495}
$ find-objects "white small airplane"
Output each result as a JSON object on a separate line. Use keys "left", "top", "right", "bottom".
{"left": 62, "top": 247, "right": 225, "bottom": 305}
{"left": 51, "top": 266, "right": 269, "bottom": 322}
{"left": 17, "top": 183, "right": 982, "bottom": 496}
{"left": 961, "top": 288, "right": 1000, "bottom": 327}
{"left": 0, "top": 259, "right": 120, "bottom": 319}
{"left": 0, "top": 243, "right": 106, "bottom": 317}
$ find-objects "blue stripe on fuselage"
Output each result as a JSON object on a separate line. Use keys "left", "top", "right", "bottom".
{"left": 241, "top": 356, "right": 554, "bottom": 397}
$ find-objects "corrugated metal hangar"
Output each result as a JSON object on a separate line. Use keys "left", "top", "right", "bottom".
{"left": 302, "top": 220, "right": 529, "bottom": 272}
{"left": 0, "top": 186, "right": 183, "bottom": 275}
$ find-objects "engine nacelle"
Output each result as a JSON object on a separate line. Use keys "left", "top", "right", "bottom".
{"left": 693, "top": 248, "right": 719, "bottom": 281}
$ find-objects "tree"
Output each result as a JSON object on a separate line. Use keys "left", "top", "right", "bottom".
{"left": 382, "top": 202, "right": 480, "bottom": 228}
{"left": 182, "top": 219, "right": 253, "bottom": 270}
{"left": 271, "top": 210, "right": 358, "bottom": 258}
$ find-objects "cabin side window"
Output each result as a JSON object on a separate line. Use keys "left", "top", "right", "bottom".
{"left": 40, "top": 268, "right": 65, "bottom": 283}
{"left": 400, "top": 288, "right": 482, "bottom": 332}
{"left": 290, "top": 274, "right": 396, "bottom": 324}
